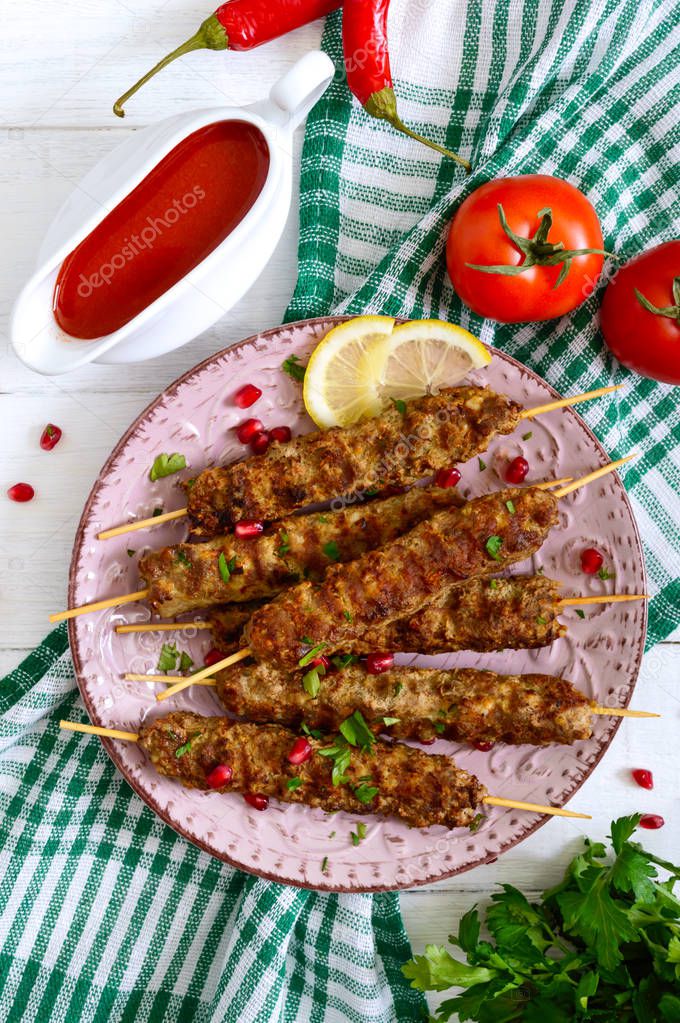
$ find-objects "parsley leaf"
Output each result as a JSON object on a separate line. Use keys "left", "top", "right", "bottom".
{"left": 575, "top": 608, "right": 586, "bottom": 619}
{"left": 302, "top": 667, "right": 322, "bottom": 698}
{"left": 382, "top": 716, "right": 400, "bottom": 726}
{"left": 321, "top": 856, "right": 329, "bottom": 874}
{"left": 126, "top": 549, "right": 135, "bottom": 558}
{"left": 149, "top": 452, "right": 186, "bottom": 482}
{"left": 598, "top": 567, "right": 615, "bottom": 580}
{"left": 478, "top": 457, "right": 487, "bottom": 471}
{"left": 218, "top": 552, "right": 237, "bottom": 583}
{"left": 178, "top": 651, "right": 194, "bottom": 673}
{"left": 339, "top": 710, "right": 375, "bottom": 750}
{"left": 522, "top": 431, "right": 533, "bottom": 440}
{"left": 323, "top": 540, "right": 341, "bottom": 562}
{"left": 152, "top": 507, "right": 163, "bottom": 517}
{"left": 343, "top": 609, "right": 352, "bottom": 622}
{"left": 299, "top": 642, "right": 327, "bottom": 668}
{"left": 175, "top": 549, "right": 191, "bottom": 568}
{"left": 390, "top": 397, "right": 407, "bottom": 415}
{"left": 175, "top": 732, "right": 201, "bottom": 758}
{"left": 536, "top": 615, "right": 547, "bottom": 625}
{"left": 287, "top": 777, "right": 303, "bottom": 791}
{"left": 317, "top": 740, "right": 351, "bottom": 786}
{"left": 485, "top": 535, "right": 503, "bottom": 561}
{"left": 350, "top": 822, "right": 367, "bottom": 846}
{"left": 354, "top": 782, "right": 379, "bottom": 804}
{"left": 282, "top": 354, "right": 306, "bottom": 381}
{"left": 276, "top": 531, "right": 290, "bottom": 558}
{"left": 489, "top": 579, "right": 499, "bottom": 590}
{"left": 157, "top": 643, "right": 179, "bottom": 672}
{"left": 505, "top": 499, "right": 516, "bottom": 514}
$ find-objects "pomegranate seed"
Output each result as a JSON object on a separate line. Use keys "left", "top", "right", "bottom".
{"left": 505, "top": 456, "right": 529, "bottom": 484}
{"left": 204, "top": 647, "right": 226, "bottom": 667}
{"left": 632, "top": 769, "right": 654, "bottom": 790}
{"left": 234, "top": 383, "right": 262, "bottom": 409}
{"left": 244, "top": 793, "right": 269, "bottom": 811}
{"left": 40, "top": 423, "right": 62, "bottom": 451}
{"left": 639, "top": 814, "right": 664, "bottom": 830}
{"left": 366, "top": 652, "right": 394, "bottom": 675}
{"left": 250, "top": 431, "right": 270, "bottom": 455}
{"left": 474, "top": 741, "right": 494, "bottom": 752}
{"left": 234, "top": 520, "right": 264, "bottom": 539}
{"left": 311, "top": 655, "right": 331, "bottom": 671}
{"left": 288, "top": 737, "right": 312, "bottom": 765}
{"left": 581, "top": 547, "right": 604, "bottom": 574}
{"left": 235, "top": 418, "right": 264, "bottom": 444}
{"left": 270, "top": 425, "right": 292, "bottom": 444}
{"left": 419, "top": 737, "right": 436, "bottom": 745}
{"left": 7, "top": 483, "right": 34, "bottom": 503}
{"left": 205, "top": 763, "right": 233, "bottom": 789}
{"left": 435, "top": 467, "right": 461, "bottom": 488}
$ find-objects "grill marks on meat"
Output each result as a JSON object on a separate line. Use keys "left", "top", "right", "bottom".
{"left": 186, "top": 387, "right": 522, "bottom": 535}
{"left": 139, "top": 485, "right": 463, "bottom": 617}
{"left": 244, "top": 488, "right": 559, "bottom": 669}
{"left": 215, "top": 664, "right": 595, "bottom": 746}
{"left": 138, "top": 712, "right": 487, "bottom": 829}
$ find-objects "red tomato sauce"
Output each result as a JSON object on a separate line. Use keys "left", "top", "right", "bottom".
{"left": 53, "top": 121, "right": 270, "bottom": 340}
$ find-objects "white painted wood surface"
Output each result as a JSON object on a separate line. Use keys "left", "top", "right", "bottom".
{"left": 2, "top": 4, "right": 678, "bottom": 1018}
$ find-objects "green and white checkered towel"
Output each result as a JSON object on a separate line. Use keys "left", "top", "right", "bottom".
{"left": 2, "top": 2, "right": 679, "bottom": 1021}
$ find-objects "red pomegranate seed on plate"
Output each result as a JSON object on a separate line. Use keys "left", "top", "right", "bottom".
{"left": 474, "top": 741, "right": 494, "bottom": 752}
{"left": 365, "top": 652, "right": 394, "bottom": 675}
{"left": 632, "top": 769, "right": 654, "bottom": 790}
{"left": 639, "top": 814, "right": 664, "bottom": 830}
{"left": 235, "top": 418, "right": 264, "bottom": 444}
{"left": 270, "top": 425, "right": 292, "bottom": 443}
{"left": 234, "top": 520, "right": 264, "bottom": 539}
{"left": 204, "top": 647, "right": 226, "bottom": 667}
{"left": 581, "top": 547, "right": 604, "bottom": 574}
{"left": 40, "top": 424, "right": 62, "bottom": 450}
{"left": 288, "top": 737, "right": 312, "bottom": 765}
{"left": 435, "top": 467, "right": 461, "bottom": 488}
{"left": 505, "top": 456, "right": 529, "bottom": 484}
{"left": 311, "top": 655, "right": 330, "bottom": 671}
{"left": 250, "top": 431, "right": 270, "bottom": 455}
{"left": 244, "top": 793, "right": 269, "bottom": 811}
{"left": 7, "top": 483, "right": 34, "bottom": 503}
{"left": 234, "top": 383, "right": 262, "bottom": 408}
{"left": 419, "top": 737, "right": 436, "bottom": 745}
{"left": 205, "top": 763, "right": 233, "bottom": 789}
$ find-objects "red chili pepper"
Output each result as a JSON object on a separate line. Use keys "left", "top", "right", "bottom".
{"left": 114, "top": 0, "right": 342, "bottom": 117}
{"left": 342, "top": 0, "right": 470, "bottom": 170}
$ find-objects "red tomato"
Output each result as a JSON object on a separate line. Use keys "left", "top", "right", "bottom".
{"left": 446, "top": 175, "right": 606, "bottom": 323}
{"left": 600, "top": 240, "right": 680, "bottom": 385}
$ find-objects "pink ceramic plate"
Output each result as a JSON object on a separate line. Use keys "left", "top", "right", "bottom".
{"left": 69, "top": 316, "right": 647, "bottom": 892}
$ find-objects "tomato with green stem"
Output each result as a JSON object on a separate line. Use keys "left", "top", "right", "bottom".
{"left": 600, "top": 240, "right": 680, "bottom": 385}
{"left": 446, "top": 175, "right": 609, "bottom": 323}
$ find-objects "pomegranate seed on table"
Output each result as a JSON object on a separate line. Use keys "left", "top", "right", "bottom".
{"left": 505, "top": 456, "right": 529, "bottom": 484}
{"left": 235, "top": 418, "right": 264, "bottom": 444}
{"left": 632, "top": 769, "right": 654, "bottom": 790}
{"left": 435, "top": 467, "right": 461, "bottom": 488}
{"left": 474, "top": 741, "right": 494, "bottom": 752}
{"left": 244, "top": 793, "right": 269, "bottom": 811}
{"left": 234, "top": 520, "right": 265, "bottom": 539}
{"left": 250, "top": 431, "right": 270, "bottom": 455}
{"left": 7, "top": 483, "right": 35, "bottom": 503}
{"left": 287, "top": 737, "right": 312, "bottom": 765}
{"left": 205, "top": 763, "right": 233, "bottom": 789}
{"left": 581, "top": 547, "right": 604, "bottom": 574}
{"left": 639, "top": 814, "right": 664, "bottom": 830}
{"left": 270, "top": 425, "right": 292, "bottom": 443}
{"left": 204, "top": 648, "right": 226, "bottom": 667}
{"left": 40, "top": 423, "right": 62, "bottom": 450}
{"left": 365, "top": 652, "right": 394, "bottom": 675}
{"left": 234, "top": 383, "right": 262, "bottom": 408}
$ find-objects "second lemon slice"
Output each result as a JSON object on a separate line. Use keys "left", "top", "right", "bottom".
{"left": 380, "top": 320, "right": 491, "bottom": 401}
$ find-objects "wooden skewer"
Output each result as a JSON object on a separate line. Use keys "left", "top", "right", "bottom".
{"left": 98, "top": 506, "right": 187, "bottom": 541}
{"left": 558, "top": 593, "right": 649, "bottom": 607}
{"left": 96, "top": 387, "right": 621, "bottom": 542}
{"left": 116, "top": 620, "right": 212, "bottom": 634}
{"left": 534, "top": 477, "right": 572, "bottom": 490}
{"left": 553, "top": 454, "right": 636, "bottom": 498}
{"left": 125, "top": 673, "right": 218, "bottom": 686}
{"left": 57, "top": 721, "right": 590, "bottom": 820}
{"left": 49, "top": 589, "right": 149, "bottom": 624}
{"left": 518, "top": 384, "right": 621, "bottom": 420}
{"left": 152, "top": 648, "right": 252, "bottom": 701}
{"left": 592, "top": 707, "right": 660, "bottom": 718}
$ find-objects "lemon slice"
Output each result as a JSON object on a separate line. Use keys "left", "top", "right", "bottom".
{"left": 380, "top": 320, "right": 491, "bottom": 401}
{"left": 303, "top": 315, "right": 491, "bottom": 429}
{"left": 303, "top": 315, "right": 395, "bottom": 428}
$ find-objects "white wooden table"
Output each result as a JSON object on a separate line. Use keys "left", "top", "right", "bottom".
{"left": 2, "top": 3, "right": 678, "bottom": 1016}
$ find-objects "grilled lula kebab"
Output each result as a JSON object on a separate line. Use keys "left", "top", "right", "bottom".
{"left": 97, "top": 383, "right": 618, "bottom": 541}
{"left": 60, "top": 714, "right": 590, "bottom": 827}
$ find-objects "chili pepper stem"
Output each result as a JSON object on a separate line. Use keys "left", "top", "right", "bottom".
{"left": 365, "top": 88, "right": 470, "bottom": 171}
{"left": 113, "top": 15, "right": 228, "bottom": 118}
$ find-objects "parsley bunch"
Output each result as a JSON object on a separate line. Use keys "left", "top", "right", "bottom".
{"left": 403, "top": 815, "right": 680, "bottom": 1020}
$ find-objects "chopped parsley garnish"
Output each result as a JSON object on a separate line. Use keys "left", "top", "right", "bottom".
{"left": 489, "top": 579, "right": 499, "bottom": 589}
{"left": 575, "top": 608, "right": 586, "bottom": 619}
{"left": 536, "top": 615, "right": 547, "bottom": 625}
{"left": 505, "top": 499, "right": 516, "bottom": 514}
{"left": 393, "top": 682, "right": 403, "bottom": 697}
{"left": 485, "top": 535, "right": 503, "bottom": 561}
{"left": 598, "top": 567, "right": 615, "bottom": 580}
{"left": 354, "top": 782, "right": 379, "bottom": 804}
{"left": 149, "top": 452, "right": 186, "bottom": 482}
{"left": 301, "top": 722, "right": 324, "bottom": 741}
{"left": 468, "top": 812, "right": 485, "bottom": 833}
{"left": 152, "top": 507, "right": 163, "bottom": 517}
{"left": 390, "top": 397, "right": 407, "bottom": 415}
{"left": 302, "top": 667, "right": 323, "bottom": 698}
{"left": 276, "top": 531, "right": 290, "bottom": 558}
{"left": 382, "top": 716, "right": 400, "bottom": 726}
{"left": 218, "top": 552, "right": 237, "bottom": 583}
{"left": 331, "top": 653, "right": 358, "bottom": 671}
{"left": 339, "top": 710, "right": 375, "bottom": 751}
{"left": 536, "top": 565, "right": 545, "bottom": 574}
{"left": 343, "top": 609, "right": 353, "bottom": 623}
{"left": 126, "top": 549, "right": 135, "bottom": 558}
{"left": 175, "top": 732, "right": 201, "bottom": 758}
{"left": 282, "top": 354, "right": 306, "bottom": 382}
{"left": 287, "top": 777, "right": 303, "bottom": 791}
{"left": 323, "top": 540, "right": 341, "bottom": 562}
{"left": 478, "top": 457, "right": 487, "bottom": 471}
{"left": 179, "top": 651, "right": 194, "bottom": 673}
{"left": 175, "top": 550, "right": 191, "bottom": 568}
{"left": 317, "top": 740, "right": 352, "bottom": 786}
{"left": 299, "top": 642, "right": 327, "bottom": 667}
{"left": 316, "top": 514, "right": 329, "bottom": 524}
{"left": 328, "top": 831, "right": 336, "bottom": 839}
{"left": 351, "top": 822, "right": 367, "bottom": 846}
{"left": 321, "top": 856, "right": 329, "bottom": 874}
{"left": 522, "top": 431, "right": 533, "bottom": 441}
{"left": 157, "top": 643, "right": 180, "bottom": 673}
{"left": 434, "top": 722, "right": 446, "bottom": 734}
